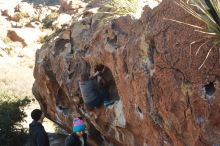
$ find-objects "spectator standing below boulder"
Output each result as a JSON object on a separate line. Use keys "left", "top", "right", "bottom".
{"left": 27, "top": 109, "right": 50, "bottom": 146}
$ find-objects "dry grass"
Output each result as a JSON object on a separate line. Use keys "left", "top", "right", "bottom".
{"left": 98, "top": 0, "right": 141, "bottom": 24}
{"left": 42, "top": 11, "right": 59, "bottom": 28}
{"left": 104, "top": 0, "right": 140, "bottom": 16}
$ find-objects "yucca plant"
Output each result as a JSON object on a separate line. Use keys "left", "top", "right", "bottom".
{"left": 166, "top": 0, "right": 220, "bottom": 69}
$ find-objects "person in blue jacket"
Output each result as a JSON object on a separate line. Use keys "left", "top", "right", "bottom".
{"left": 28, "top": 109, "right": 50, "bottom": 146}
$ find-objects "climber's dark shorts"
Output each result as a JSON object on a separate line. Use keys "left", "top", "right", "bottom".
{"left": 86, "top": 89, "right": 109, "bottom": 108}
{"left": 86, "top": 96, "right": 103, "bottom": 108}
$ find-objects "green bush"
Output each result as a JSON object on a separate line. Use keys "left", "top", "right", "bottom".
{"left": 2, "top": 48, "right": 13, "bottom": 55}
{"left": 37, "top": 35, "right": 48, "bottom": 44}
{"left": 104, "top": 0, "right": 140, "bottom": 16}
{"left": 96, "top": 0, "right": 141, "bottom": 25}
{"left": 3, "top": 37, "right": 12, "bottom": 44}
{"left": 30, "top": 16, "right": 39, "bottom": 22}
{"left": 0, "top": 93, "right": 31, "bottom": 146}
{"left": 15, "top": 12, "right": 29, "bottom": 21}
{"left": 42, "top": 11, "right": 59, "bottom": 28}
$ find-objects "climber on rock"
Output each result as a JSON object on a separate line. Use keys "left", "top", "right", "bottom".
{"left": 79, "top": 67, "right": 114, "bottom": 109}
{"left": 65, "top": 117, "right": 88, "bottom": 146}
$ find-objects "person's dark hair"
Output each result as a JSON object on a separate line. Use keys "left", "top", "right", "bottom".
{"left": 78, "top": 116, "right": 83, "bottom": 120}
{"left": 31, "top": 109, "right": 42, "bottom": 121}
{"left": 95, "top": 65, "right": 104, "bottom": 72}
{"left": 80, "top": 73, "right": 90, "bottom": 81}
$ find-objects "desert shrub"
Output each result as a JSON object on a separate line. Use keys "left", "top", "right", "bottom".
{"left": 2, "top": 48, "right": 13, "bottom": 55}
{"left": 37, "top": 35, "right": 48, "bottom": 44}
{"left": 104, "top": 0, "right": 140, "bottom": 16}
{"left": 98, "top": 0, "right": 141, "bottom": 24}
{"left": 3, "top": 37, "right": 12, "bottom": 44}
{"left": 30, "top": 16, "right": 39, "bottom": 22}
{"left": 42, "top": 11, "right": 59, "bottom": 28}
{"left": 0, "top": 92, "right": 31, "bottom": 146}
{"left": 15, "top": 12, "right": 29, "bottom": 21}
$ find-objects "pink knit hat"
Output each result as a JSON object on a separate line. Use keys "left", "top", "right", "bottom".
{"left": 72, "top": 117, "right": 86, "bottom": 132}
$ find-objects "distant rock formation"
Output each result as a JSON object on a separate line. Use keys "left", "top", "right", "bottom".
{"left": 33, "top": 0, "right": 220, "bottom": 145}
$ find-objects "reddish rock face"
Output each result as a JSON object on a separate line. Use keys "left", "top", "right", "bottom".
{"left": 33, "top": 0, "right": 220, "bottom": 145}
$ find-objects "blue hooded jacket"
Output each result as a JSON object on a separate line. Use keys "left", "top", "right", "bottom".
{"left": 28, "top": 121, "right": 49, "bottom": 146}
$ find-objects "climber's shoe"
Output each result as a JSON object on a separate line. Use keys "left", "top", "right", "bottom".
{"left": 104, "top": 100, "right": 114, "bottom": 107}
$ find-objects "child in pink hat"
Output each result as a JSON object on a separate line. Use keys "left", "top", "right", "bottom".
{"left": 65, "top": 117, "right": 88, "bottom": 146}
{"left": 72, "top": 117, "right": 86, "bottom": 133}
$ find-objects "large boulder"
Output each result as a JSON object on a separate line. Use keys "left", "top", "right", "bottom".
{"left": 33, "top": 0, "right": 220, "bottom": 145}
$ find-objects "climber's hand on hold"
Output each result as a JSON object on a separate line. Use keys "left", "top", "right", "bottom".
{"left": 101, "top": 66, "right": 106, "bottom": 74}
{"left": 93, "top": 71, "right": 100, "bottom": 77}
